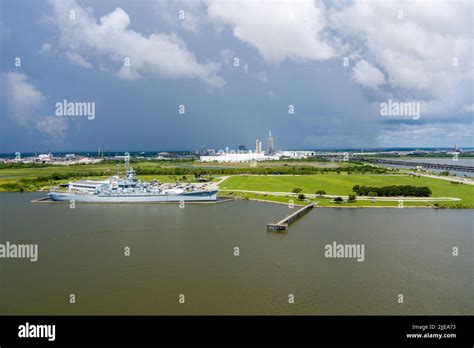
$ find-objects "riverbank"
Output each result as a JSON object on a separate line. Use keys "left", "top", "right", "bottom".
{"left": 225, "top": 195, "right": 472, "bottom": 209}
{"left": 218, "top": 174, "right": 474, "bottom": 208}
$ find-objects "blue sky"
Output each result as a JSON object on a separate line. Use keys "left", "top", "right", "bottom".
{"left": 0, "top": 0, "right": 472, "bottom": 152}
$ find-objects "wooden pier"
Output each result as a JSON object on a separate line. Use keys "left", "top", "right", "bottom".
{"left": 267, "top": 202, "right": 316, "bottom": 231}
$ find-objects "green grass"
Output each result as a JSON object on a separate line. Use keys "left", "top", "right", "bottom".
{"left": 220, "top": 191, "right": 429, "bottom": 207}
{"left": 219, "top": 174, "right": 474, "bottom": 208}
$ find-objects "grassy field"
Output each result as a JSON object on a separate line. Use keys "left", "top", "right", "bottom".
{"left": 218, "top": 190, "right": 436, "bottom": 207}
{"left": 219, "top": 174, "right": 474, "bottom": 208}
{"left": 1, "top": 162, "right": 472, "bottom": 208}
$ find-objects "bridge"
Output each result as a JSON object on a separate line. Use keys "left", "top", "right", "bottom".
{"left": 267, "top": 202, "right": 316, "bottom": 231}
{"left": 358, "top": 158, "right": 474, "bottom": 173}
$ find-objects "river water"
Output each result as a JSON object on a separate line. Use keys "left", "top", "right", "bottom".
{"left": 0, "top": 192, "right": 472, "bottom": 315}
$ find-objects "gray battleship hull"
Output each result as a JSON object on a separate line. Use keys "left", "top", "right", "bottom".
{"left": 48, "top": 190, "right": 218, "bottom": 203}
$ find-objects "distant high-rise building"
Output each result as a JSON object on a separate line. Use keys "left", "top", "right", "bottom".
{"left": 195, "top": 146, "right": 208, "bottom": 156}
{"left": 256, "top": 139, "right": 262, "bottom": 154}
{"left": 267, "top": 130, "right": 274, "bottom": 154}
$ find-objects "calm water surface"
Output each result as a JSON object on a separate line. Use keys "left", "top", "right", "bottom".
{"left": 0, "top": 193, "right": 472, "bottom": 315}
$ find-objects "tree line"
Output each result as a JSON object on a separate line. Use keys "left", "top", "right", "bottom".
{"left": 352, "top": 185, "right": 432, "bottom": 197}
{"left": 135, "top": 164, "right": 391, "bottom": 176}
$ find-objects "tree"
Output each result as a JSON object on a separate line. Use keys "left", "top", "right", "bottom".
{"left": 298, "top": 193, "right": 306, "bottom": 200}
{"left": 352, "top": 184, "right": 431, "bottom": 197}
{"left": 348, "top": 194, "right": 357, "bottom": 202}
{"left": 334, "top": 197, "right": 343, "bottom": 203}
{"left": 316, "top": 190, "right": 326, "bottom": 197}
{"left": 352, "top": 185, "right": 360, "bottom": 192}
{"left": 292, "top": 188, "right": 302, "bottom": 193}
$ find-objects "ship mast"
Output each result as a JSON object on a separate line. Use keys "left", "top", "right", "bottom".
{"left": 124, "top": 152, "right": 130, "bottom": 171}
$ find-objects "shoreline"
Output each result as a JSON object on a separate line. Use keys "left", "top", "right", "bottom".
{"left": 2, "top": 190, "right": 470, "bottom": 209}
{"left": 240, "top": 197, "right": 472, "bottom": 209}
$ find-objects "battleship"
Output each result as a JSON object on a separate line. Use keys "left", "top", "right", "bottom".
{"left": 48, "top": 167, "right": 218, "bottom": 203}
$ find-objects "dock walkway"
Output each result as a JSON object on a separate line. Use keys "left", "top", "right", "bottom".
{"left": 267, "top": 202, "right": 316, "bottom": 231}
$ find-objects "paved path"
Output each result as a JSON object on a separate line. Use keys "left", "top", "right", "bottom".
{"left": 208, "top": 176, "right": 230, "bottom": 190}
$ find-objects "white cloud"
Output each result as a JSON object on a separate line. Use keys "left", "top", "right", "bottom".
{"left": 154, "top": 0, "right": 208, "bottom": 33}
{"left": 66, "top": 51, "right": 93, "bottom": 69}
{"left": 116, "top": 65, "right": 140, "bottom": 80}
{"left": 2, "top": 72, "right": 44, "bottom": 126}
{"left": 38, "top": 43, "right": 52, "bottom": 54}
{"left": 36, "top": 117, "right": 68, "bottom": 140}
{"left": 352, "top": 59, "right": 385, "bottom": 89}
{"left": 1, "top": 72, "right": 69, "bottom": 139}
{"left": 219, "top": 48, "right": 235, "bottom": 65}
{"left": 48, "top": 0, "right": 224, "bottom": 87}
{"left": 330, "top": 1, "right": 473, "bottom": 100}
{"left": 207, "top": 0, "right": 336, "bottom": 64}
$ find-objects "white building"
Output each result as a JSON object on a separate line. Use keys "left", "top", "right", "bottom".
{"left": 38, "top": 153, "right": 53, "bottom": 163}
{"left": 200, "top": 152, "right": 279, "bottom": 163}
{"left": 255, "top": 139, "right": 262, "bottom": 154}
{"left": 279, "top": 151, "right": 315, "bottom": 159}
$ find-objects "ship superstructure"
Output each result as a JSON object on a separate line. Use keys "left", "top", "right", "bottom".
{"left": 48, "top": 167, "right": 217, "bottom": 203}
